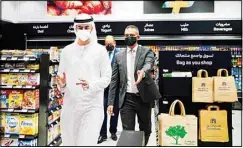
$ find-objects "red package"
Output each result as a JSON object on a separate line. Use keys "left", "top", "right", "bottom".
{"left": 27, "top": 74, "right": 40, "bottom": 86}
{"left": 54, "top": 1, "right": 83, "bottom": 9}
{"left": 100, "top": 1, "right": 112, "bottom": 10}
{"left": 47, "top": 5, "right": 61, "bottom": 16}
{"left": 84, "top": 1, "right": 104, "bottom": 14}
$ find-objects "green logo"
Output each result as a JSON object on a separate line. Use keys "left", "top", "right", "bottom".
{"left": 165, "top": 125, "right": 187, "bottom": 145}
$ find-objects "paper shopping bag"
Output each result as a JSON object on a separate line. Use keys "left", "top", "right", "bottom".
{"left": 213, "top": 69, "right": 238, "bottom": 102}
{"left": 199, "top": 105, "right": 229, "bottom": 142}
{"left": 158, "top": 100, "right": 198, "bottom": 146}
{"left": 192, "top": 69, "right": 213, "bottom": 103}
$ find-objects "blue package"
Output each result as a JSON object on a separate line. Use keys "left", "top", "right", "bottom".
{"left": 18, "top": 139, "right": 33, "bottom": 147}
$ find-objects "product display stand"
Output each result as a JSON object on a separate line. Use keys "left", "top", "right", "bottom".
{"left": 158, "top": 50, "right": 233, "bottom": 146}
{"left": 0, "top": 54, "right": 62, "bottom": 146}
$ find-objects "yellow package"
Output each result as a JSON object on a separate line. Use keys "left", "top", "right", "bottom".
{"left": 18, "top": 74, "right": 28, "bottom": 86}
{"left": 8, "top": 90, "right": 23, "bottom": 109}
{"left": 5, "top": 113, "right": 19, "bottom": 134}
{"left": 0, "top": 113, "right": 6, "bottom": 134}
{"left": 35, "top": 113, "right": 39, "bottom": 135}
{"left": 26, "top": 64, "right": 39, "bottom": 70}
{"left": 19, "top": 114, "right": 36, "bottom": 135}
{"left": 8, "top": 74, "right": 19, "bottom": 86}
{"left": 0, "top": 74, "right": 9, "bottom": 85}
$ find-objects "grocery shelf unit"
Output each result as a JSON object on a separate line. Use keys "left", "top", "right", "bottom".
{"left": 0, "top": 54, "right": 61, "bottom": 146}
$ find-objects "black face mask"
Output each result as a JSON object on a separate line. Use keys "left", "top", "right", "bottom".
{"left": 125, "top": 37, "right": 137, "bottom": 46}
{"left": 106, "top": 44, "right": 114, "bottom": 51}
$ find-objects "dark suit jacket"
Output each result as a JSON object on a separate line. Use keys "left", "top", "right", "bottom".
{"left": 108, "top": 45, "right": 161, "bottom": 108}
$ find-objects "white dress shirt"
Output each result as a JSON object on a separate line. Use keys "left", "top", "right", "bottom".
{"left": 126, "top": 44, "right": 139, "bottom": 93}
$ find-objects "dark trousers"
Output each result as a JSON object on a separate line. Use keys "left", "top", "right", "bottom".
{"left": 100, "top": 88, "right": 119, "bottom": 136}
{"left": 120, "top": 93, "right": 152, "bottom": 146}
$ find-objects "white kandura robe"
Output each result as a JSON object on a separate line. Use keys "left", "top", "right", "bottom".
{"left": 57, "top": 41, "right": 112, "bottom": 146}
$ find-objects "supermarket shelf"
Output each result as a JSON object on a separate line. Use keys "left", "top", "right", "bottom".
{"left": 48, "top": 118, "right": 60, "bottom": 127}
{"left": 0, "top": 85, "right": 39, "bottom": 90}
{"left": 48, "top": 135, "right": 62, "bottom": 146}
{"left": 0, "top": 108, "right": 38, "bottom": 113}
{"left": 50, "top": 93, "right": 64, "bottom": 101}
{"left": 0, "top": 69, "right": 39, "bottom": 73}
{"left": 0, "top": 56, "right": 38, "bottom": 62}
{"left": 0, "top": 134, "right": 38, "bottom": 139}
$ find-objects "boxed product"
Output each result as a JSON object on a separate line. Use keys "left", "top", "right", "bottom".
{"left": 48, "top": 126, "right": 54, "bottom": 145}
{"left": 0, "top": 138, "right": 18, "bottom": 146}
{"left": 27, "top": 74, "right": 40, "bottom": 86}
{"left": 8, "top": 90, "right": 23, "bottom": 109}
{"left": 8, "top": 74, "right": 19, "bottom": 85}
{"left": 0, "top": 113, "right": 6, "bottom": 134}
{"left": 22, "top": 90, "right": 39, "bottom": 110}
{"left": 18, "top": 74, "right": 28, "bottom": 86}
{"left": 19, "top": 114, "right": 37, "bottom": 135}
{"left": 0, "top": 90, "right": 9, "bottom": 108}
{"left": 5, "top": 113, "right": 20, "bottom": 134}
{"left": 1, "top": 74, "right": 9, "bottom": 85}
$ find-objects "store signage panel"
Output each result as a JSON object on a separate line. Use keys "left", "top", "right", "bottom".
{"left": 159, "top": 51, "right": 232, "bottom": 69}
{"left": 144, "top": 1, "right": 214, "bottom": 14}
{"left": 22, "top": 20, "right": 241, "bottom": 36}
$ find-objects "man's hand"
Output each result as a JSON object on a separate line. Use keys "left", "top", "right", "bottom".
{"left": 56, "top": 72, "right": 66, "bottom": 88}
{"left": 107, "top": 105, "right": 114, "bottom": 116}
{"left": 76, "top": 79, "right": 89, "bottom": 90}
{"left": 135, "top": 70, "right": 145, "bottom": 85}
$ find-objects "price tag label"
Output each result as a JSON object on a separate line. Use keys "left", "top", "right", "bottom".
{"left": 1, "top": 57, "right": 7, "bottom": 60}
{"left": 15, "top": 86, "right": 22, "bottom": 89}
{"left": 163, "top": 101, "right": 168, "bottom": 104}
{"left": 26, "top": 86, "right": 32, "bottom": 89}
{"left": 30, "top": 70, "right": 35, "bottom": 73}
{"left": 25, "top": 69, "right": 31, "bottom": 72}
{"left": 4, "top": 134, "right": 10, "bottom": 138}
{"left": 54, "top": 141, "right": 57, "bottom": 144}
{"left": 56, "top": 121, "right": 59, "bottom": 124}
{"left": 51, "top": 110, "right": 54, "bottom": 113}
{"left": 3, "top": 69, "right": 10, "bottom": 72}
{"left": 22, "top": 109, "right": 28, "bottom": 112}
{"left": 8, "top": 109, "right": 14, "bottom": 112}
{"left": 12, "top": 57, "right": 18, "bottom": 61}
{"left": 23, "top": 57, "right": 29, "bottom": 61}
{"left": 29, "top": 58, "right": 36, "bottom": 61}
{"left": 12, "top": 69, "right": 19, "bottom": 72}
{"left": 56, "top": 107, "right": 60, "bottom": 110}
{"left": 5, "top": 86, "right": 12, "bottom": 88}
{"left": 19, "top": 135, "right": 25, "bottom": 138}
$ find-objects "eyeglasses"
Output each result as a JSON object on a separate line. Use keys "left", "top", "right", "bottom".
{"left": 124, "top": 34, "right": 137, "bottom": 38}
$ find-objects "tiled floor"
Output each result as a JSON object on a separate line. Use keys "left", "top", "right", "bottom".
{"left": 97, "top": 110, "right": 242, "bottom": 147}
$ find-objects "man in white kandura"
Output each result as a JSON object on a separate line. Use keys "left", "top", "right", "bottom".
{"left": 56, "top": 14, "right": 112, "bottom": 146}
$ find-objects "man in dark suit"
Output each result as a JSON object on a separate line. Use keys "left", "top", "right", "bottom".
{"left": 98, "top": 35, "right": 120, "bottom": 144}
{"left": 107, "top": 25, "right": 161, "bottom": 146}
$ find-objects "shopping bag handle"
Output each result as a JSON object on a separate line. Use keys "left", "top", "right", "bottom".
{"left": 207, "top": 105, "right": 220, "bottom": 111}
{"left": 217, "top": 69, "right": 229, "bottom": 77}
{"left": 169, "top": 100, "right": 186, "bottom": 116}
{"left": 197, "top": 69, "right": 208, "bottom": 78}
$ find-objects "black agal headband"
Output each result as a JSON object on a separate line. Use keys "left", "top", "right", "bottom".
{"left": 74, "top": 16, "right": 94, "bottom": 23}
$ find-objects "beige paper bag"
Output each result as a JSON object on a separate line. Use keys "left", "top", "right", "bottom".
{"left": 213, "top": 69, "right": 238, "bottom": 102}
{"left": 199, "top": 105, "right": 229, "bottom": 142}
{"left": 158, "top": 100, "right": 198, "bottom": 146}
{"left": 192, "top": 69, "right": 214, "bottom": 103}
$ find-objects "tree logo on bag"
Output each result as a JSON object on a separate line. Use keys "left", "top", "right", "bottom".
{"left": 201, "top": 83, "right": 206, "bottom": 87}
{"left": 222, "top": 82, "right": 227, "bottom": 86}
{"left": 210, "top": 118, "right": 216, "bottom": 124}
{"left": 165, "top": 125, "right": 187, "bottom": 145}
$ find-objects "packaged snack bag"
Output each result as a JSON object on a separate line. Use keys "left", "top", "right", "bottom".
{"left": 8, "top": 74, "right": 19, "bottom": 85}
{"left": 0, "top": 113, "right": 6, "bottom": 134}
{"left": 19, "top": 114, "right": 36, "bottom": 135}
{"left": 27, "top": 74, "right": 40, "bottom": 86}
{"left": 5, "top": 113, "right": 20, "bottom": 134}
{"left": 22, "top": 90, "right": 39, "bottom": 110}
{"left": 0, "top": 90, "right": 9, "bottom": 108}
{"left": 18, "top": 74, "right": 28, "bottom": 86}
{"left": 0, "top": 138, "right": 18, "bottom": 146}
{"left": 1, "top": 74, "right": 9, "bottom": 85}
{"left": 8, "top": 90, "right": 23, "bottom": 109}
